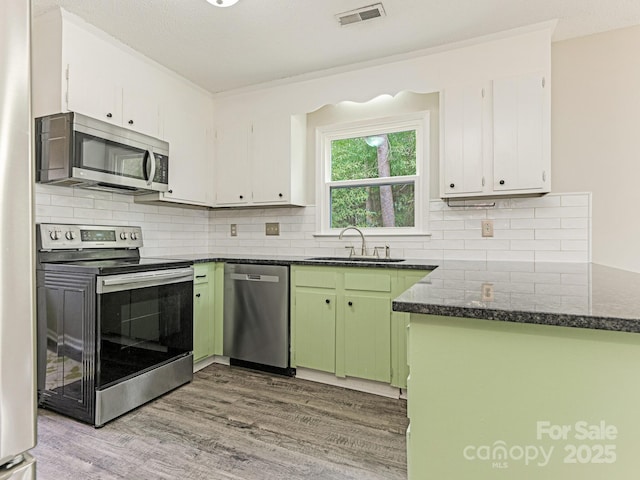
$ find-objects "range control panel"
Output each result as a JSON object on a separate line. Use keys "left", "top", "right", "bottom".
{"left": 37, "top": 224, "right": 143, "bottom": 250}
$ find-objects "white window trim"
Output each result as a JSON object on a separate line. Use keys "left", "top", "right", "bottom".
{"left": 315, "top": 111, "right": 430, "bottom": 236}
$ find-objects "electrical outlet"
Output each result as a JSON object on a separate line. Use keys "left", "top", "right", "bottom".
{"left": 230, "top": 224, "right": 237, "bottom": 237}
{"left": 481, "top": 283, "right": 494, "bottom": 302}
{"left": 265, "top": 222, "right": 280, "bottom": 236}
{"left": 481, "top": 219, "right": 494, "bottom": 237}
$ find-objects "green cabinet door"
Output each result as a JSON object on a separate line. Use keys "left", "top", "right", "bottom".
{"left": 343, "top": 294, "right": 391, "bottom": 383}
{"left": 193, "top": 282, "right": 212, "bottom": 362}
{"left": 293, "top": 290, "right": 336, "bottom": 373}
{"left": 193, "top": 262, "right": 217, "bottom": 364}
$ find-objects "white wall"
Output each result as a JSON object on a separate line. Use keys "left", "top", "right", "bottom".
{"left": 552, "top": 24, "right": 640, "bottom": 273}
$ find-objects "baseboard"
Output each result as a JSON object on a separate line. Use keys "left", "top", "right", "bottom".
{"left": 194, "top": 355, "right": 230, "bottom": 373}
{"left": 295, "top": 367, "right": 402, "bottom": 399}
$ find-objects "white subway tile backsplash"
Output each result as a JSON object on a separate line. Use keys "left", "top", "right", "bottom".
{"left": 511, "top": 240, "right": 561, "bottom": 251}
{"left": 52, "top": 195, "right": 94, "bottom": 208}
{"left": 36, "top": 205, "right": 74, "bottom": 218}
{"left": 561, "top": 218, "right": 589, "bottom": 229}
{"left": 534, "top": 251, "right": 589, "bottom": 263}
{"left": 560, "top": 194, "right": 590, "bottom": 207}
{"left": 94, "top": 199, "right": 129, "bottom": 211}
{"left": 487, "top": 250, "right": 535, "bottom": 262}
{"left": 561, "top": 240, "right": 589, "bottom": 251}
{"left": 510, "top": 218, "right": 561, "bottom": 230}
{"left": 535, "top": 228, "right": 588, "bottom": 240}
{"left": 34, "top": 187, "right": 591, "bottom": 264}
{"left": 535, "top": 206, "right": 589, "bottom": 218}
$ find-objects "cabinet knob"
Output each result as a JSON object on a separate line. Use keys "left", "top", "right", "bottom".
{"left": 499, "top": 179, "right": 505, "bottom": 185}
{"left": 325, "top": 299, "right": 330, "bottom": 304}
{"left": 195, "top": 293, "right": 201, "bottom": 298}
{"left": 449, "top": 183, "right": 455, "bottom": 189}
{"left": 239, "top": 195, "right": 244, "bottom": 199}
{"left": 128, "top": 120, "right": 134, "bottom": 125}
{"left": 168, "top": 189, "right": 173, "bottom": 194}
{"left": 278, "top": 193, "right": 283, "bottom": 198}
{"left": 348, "top": 301, "right": 353, "bottom": 306}
{"left": 106, "top": 113, "right": 112, "bottom": 118}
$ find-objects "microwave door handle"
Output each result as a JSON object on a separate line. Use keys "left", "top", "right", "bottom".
{"left": 147, "top": 150, "right": 157, "bottom": 186}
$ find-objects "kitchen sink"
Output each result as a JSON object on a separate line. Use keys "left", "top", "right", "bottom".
{"left": 306, "top": 256, "right": 405, "bottom": 263}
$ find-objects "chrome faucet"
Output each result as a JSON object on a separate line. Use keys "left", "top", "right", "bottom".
{"left": 339, "top": 226, "right": 367, "bottom": 257}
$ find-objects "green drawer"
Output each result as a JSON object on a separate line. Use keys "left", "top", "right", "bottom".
{"left": 193, "top": 264, "right": 210, "bottom": 284}
{"left": 294, "top": 268, "right": 337, "bottom": 288}
{"left": 344, "top": 271, "right": 391, "bottom": 292}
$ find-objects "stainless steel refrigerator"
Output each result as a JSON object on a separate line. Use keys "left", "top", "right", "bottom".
{"left": 0, "top": 0, "right": 37, "bottom": 477}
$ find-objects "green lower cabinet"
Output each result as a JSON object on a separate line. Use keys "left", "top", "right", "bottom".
{"left": 292, "top": 290, "right": 336, "bottom": 373}
{"left": 407, "top": 314, "right": 640, "bottom": 479}
{"left": 291, "top": 265, "right": 431, "bottom": 387}
{"left": 193, "top": 282, "right": 213, "bottom": 362}
{"left": 343, "top": 293, "right": 391, "bottom": 382}
{"left": 193, "top": 262, "right": 221, "bottom": 363}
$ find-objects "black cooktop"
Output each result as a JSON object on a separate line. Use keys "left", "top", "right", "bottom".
{"left": 39, "top": 257, "right": 193, "bottom": 275}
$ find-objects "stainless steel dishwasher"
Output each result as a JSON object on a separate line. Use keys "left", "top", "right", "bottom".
{"left": 223, "top": 263, "right": 290, "bottom": 372}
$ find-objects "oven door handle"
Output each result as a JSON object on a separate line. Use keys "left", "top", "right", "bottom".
{"left": 97, "top": 267, "right": 194, "bottom": 294}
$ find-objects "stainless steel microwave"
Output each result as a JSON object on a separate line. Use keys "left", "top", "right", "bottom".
{"left": 35, "top": 112, "right": 169, "bottom": 195}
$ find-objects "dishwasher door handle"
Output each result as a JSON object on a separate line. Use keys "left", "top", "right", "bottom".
{"left": 229, "top": 273, "right": 280, "bottom": 283}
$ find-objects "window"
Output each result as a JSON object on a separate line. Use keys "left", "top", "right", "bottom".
{"left": 317, "top": 112, "right": 429, "bottom": 234}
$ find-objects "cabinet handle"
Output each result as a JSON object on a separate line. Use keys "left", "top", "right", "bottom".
{"left": 348, "top": 301, "right": 353, "bottom": 306}
{"left": 128, "top": 120, "right": 134, "bottom": 125}
{"left": 449, "top": 183, "right": 455, "bottom": 189}
{"left": 196, "top": 275, "right": 207, "bottom": 279}
{"left": 499, "top": 179, "right": 505, "bottom": 185}
{"left": 106, "top": 113, "right": 113, "bottom": 118}
{"left": 325, "top": 299, "right": 330, "bottom": 304}
{"left": 195, "top": 293, "right": 201, "bottom": 298}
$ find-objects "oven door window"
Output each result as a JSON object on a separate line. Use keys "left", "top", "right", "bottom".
{"left": 97, "top": 281, "right": 193, "bottom": 388}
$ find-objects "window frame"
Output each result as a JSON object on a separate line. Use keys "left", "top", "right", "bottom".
{"left": 315, "top": 111, "right": 430, "bottom": 236}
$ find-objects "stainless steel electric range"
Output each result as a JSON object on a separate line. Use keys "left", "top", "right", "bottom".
{"left": 36, "top": 223, "right": 194, "bottom": 426}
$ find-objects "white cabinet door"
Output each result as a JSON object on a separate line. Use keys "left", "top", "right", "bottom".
{"left": 214, "top": 123, "right": 250, "bottom": 205}
{"left": 441, "top": 84, "right": 485, "bottom": 197}
{"left": 493, "top": 73, "right": 546, "bottom": 192}
{"left": 121, "top": 84, "right": 161, "bottom": 138}
{"left": 162, "top": 91, "right": 212, "bottom": 206}
{"left": 66, "top": 64, "right": 122, "bottom": 126}
{"left": 251, "top": 116, "right": 290, "bottom": 204}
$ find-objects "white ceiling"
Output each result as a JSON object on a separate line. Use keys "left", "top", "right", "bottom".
{"left": 31, "top": 0, "right": 640, "bottom": 94}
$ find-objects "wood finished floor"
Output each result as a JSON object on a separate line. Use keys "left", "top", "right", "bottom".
{"left": 33, "top": 364, "right": 408, "bottom": 479}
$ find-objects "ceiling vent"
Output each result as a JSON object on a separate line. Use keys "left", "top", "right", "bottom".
{"left": 336, "top": 3, "right": 386, "bottom": 27}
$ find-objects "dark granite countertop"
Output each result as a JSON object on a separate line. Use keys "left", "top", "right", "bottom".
{"left": 150, "top": 253, "right": 437, "bottom": 271}
{"left": 392, "top": 260, "right": 640, "bottom": 333}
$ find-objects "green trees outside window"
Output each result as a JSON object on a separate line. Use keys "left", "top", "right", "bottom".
{"left": 330, "top": 130, "right": 416, "bottom": 228}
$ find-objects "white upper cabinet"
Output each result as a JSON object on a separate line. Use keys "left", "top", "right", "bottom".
{"left": 441, "top": 83, "right": 486, "bottom": 197}
{"left": 214, "top": 122, "right": 250, "bottom": 205}
{"left": 440, "top": 72, "right": 550, "bottom": 199}
{"left": 33, "top": 8, "right": 214, "bottom": 207}
{"left": 146, "top": 84, "right": 214, "bottom": 206}
{"left": 493, "top": 73, "right": 548, "bottom": 192}
{"left": 213, "top": 110, "right": 307, "bottom": 207}
{"left": 33, "top": 11, "right": 162, "bottom": 139}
